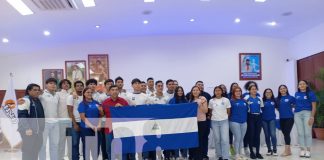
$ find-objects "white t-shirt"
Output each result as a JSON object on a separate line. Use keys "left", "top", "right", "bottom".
{"left": 208, "top": 97, "right": 231, "bottom": 121}
{"left": 39, "top": 90, "right": 59, "bottom": 123}
{"left": 56, "top": 89, "right": 70, "bottom": 121}
{"left": 149, "top": 93, "right": 169, "bottom": 104}
{"left": 66, "top": 95, "right": 82, "bottom": 123}
{"left": 164, "top": 91, "right": 174, "bottom": 103}
{"left": 126, "top": 92, "right": 150, "bottom": 106}
{"left": 98, "top": 93, "right": 110, "bottom": 104}
{"left": 92, "top": 91, "right": 102, "bottom": 103}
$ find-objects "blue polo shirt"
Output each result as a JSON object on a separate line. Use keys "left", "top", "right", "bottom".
{"left": 277, "top": 95, "right": 295, "bottom": 119}
{"left": 246, "top": 96, "right": 263, "bottom": 114}
{"left": 242, "top": 92, "right": 260, "bottom": 99}
{"left": 295, "top": 91, "right": 317, "bottom": 112}
{"left": 78, "top": 100, "right": 100, "bottom": 128}
{"left": 230, "top": 99, "right": 248, "bottom": 123}
{"left": 261, "top": 99, "right": 276, "bottom": 121}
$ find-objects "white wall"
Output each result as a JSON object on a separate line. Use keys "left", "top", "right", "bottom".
{"left": 0, "top": 35, "right": 290, "bottom": 95}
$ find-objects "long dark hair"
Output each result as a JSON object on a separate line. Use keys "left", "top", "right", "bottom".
{"left": 263, "top": 88, "right": 277, "bottom": 106}
{"left": 277, "top": 85, "right": 290, "bottom": 106}
{"left": 82, "top": 87, "right": 93, "bottom": 104}
{"left": 297, "top": 80, "right": 311, "bottom": 100}
{"left": 174, "top": 86, "right": 187, "bottom": 103}
{"left": 212, "top": 86, "right": 224, "bottom": 98}
{"left": 189, "top": 86, "right": 201, "bottom": 102}
{"left": 228, "top": 82, "right": 238, "bottom": 98}
{"left": 219, "top": 84, "right": 228, "bottom": 97}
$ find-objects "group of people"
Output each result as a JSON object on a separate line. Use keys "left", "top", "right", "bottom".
{"left": 17, "top": 76, "right": 318, "bottom": 160}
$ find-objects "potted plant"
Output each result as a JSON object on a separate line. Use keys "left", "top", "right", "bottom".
{"left": 314, "top": 68, "right": 324, "bottom": 140}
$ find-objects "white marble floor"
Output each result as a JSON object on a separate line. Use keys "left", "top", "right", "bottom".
{"left": 1, "top": 139, "right": 323, "bottom": 160}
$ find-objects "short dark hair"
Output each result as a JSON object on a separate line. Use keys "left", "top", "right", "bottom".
{"left": 86, "top": 79, "right": 97, "bottom": 86}
{"left": 109, "top": 85, "right": 118, "bottom": 91}
{"left": 166, "top": 79, "right": 174, "bottom": 85}
{"left": 141, "top": 81, "right": 146, "bottom": 84}
{"left": 131, "top": 78, "right": 141, "bottom": 85}
{"left": 74, "top": 81, "right": 84, "bottom": 88}
{"left": 115, "top": 76, "right": 123, "bottom": 83}
{"left": 195, "top": 81, "right": 203, "bottom": 85}
{"left": 104, "top": 79, "right": 114, "bottom": 86}
{"left": 244, "top": 81, "right": 258, "bottom": 91}
{"left": 147, "top": 77, "right": 154, "bottom": 82}
{"left": 59, "top": 79, "right": 72, "bottom": 89}
{"left": 155, "top": 80, "right": 163, "bottom": 85}
{"left": 25, "top": 83, "right": 40, "bottom": 96}
{"left": 46, "top": 78, "right": 57, "bottom": 85}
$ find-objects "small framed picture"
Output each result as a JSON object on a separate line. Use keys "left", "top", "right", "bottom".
{"left": 42, "top": 69, "right": 64, "bottom": 89}
{"left": 88, "top": 54, "right": 109, "bottom": 84}
{"left": 65, "top": 60, "right": 87, "bottom": 84}
{"left": 239, "top": 53, "right": 262, "bottom": 80}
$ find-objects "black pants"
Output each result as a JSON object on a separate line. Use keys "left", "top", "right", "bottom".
{"left": 98, "top": 129, "right": 108, "bottom": 159}
{"left": 21, "top": 132, "right": 43, "bottom": 160}
{"left": 203, "top": 119, "right": 211, "bottom": 159}
{"left": 229, "top": 129, "right": 233, "bottom": 145}
{"left": 189, "top": 121, "right": 208, "bottom": 160}
{"left": 280, "top": 118, "right": 294, "bottom": 145}
{"left": 247, "top": 114, "right": 262, "bottom": 154}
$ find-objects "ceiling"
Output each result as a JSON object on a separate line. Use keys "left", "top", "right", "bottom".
{"left": 1, "top": 0, "right": 324, "bottom": 53}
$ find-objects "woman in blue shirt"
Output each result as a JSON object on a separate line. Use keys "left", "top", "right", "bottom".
{"left": 78, "top": 87, "right": 103, "bottom": 160}
{"left": 276, "top": 85, "right": 295, "bottom": 157}
{"left": 294, "top": 80, "right": 317, "bottom": 158}
{"left": 245, "top": 85, "right": 264, "bottom": 159}
{"left": 227, "top": 82, "right": 239, "bottom": 155}
{"left": 261, "top": 88, "right": 277, "bottom": 156}
{"left": 229, "top": 86, "right": 248, "bottom": 160}
{"left": 165, "top": 86, "right": 189, "bottom": 159}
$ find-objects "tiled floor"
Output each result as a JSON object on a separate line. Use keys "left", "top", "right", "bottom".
{"left": 0, "top": 139, "right": 323, "bottom": 160}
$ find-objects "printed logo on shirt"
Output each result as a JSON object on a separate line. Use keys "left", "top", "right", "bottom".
{"left": 296, "top": 96, "right": 301, "bottom": 99}
{"left": 284, "top": 99, "right": 289, "bottom": 102}
{"left": 221, "top": 102, "right": 225, "bottom": 105}
{"left": 258, "top": 101, "right": 261, "bottom": 104}
{"left": 244, "top": 103, "right": 247, "bottom": 106}
{"left": 271, "top": 102, "right": 275, "bottom": 105}
{"left": 304, "top": 96, "right": 308, "bottom": 99}
{"left": 248, "top": 101, "right": 253, "bottom": 105}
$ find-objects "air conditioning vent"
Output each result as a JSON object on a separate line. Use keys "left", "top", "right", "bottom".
{"left": 31, "top": 0, "right": 78, "bottom": 10}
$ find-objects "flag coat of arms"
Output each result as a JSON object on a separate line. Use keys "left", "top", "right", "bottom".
{"left": 110, "top": 102, "right": 199, "bottom": 153}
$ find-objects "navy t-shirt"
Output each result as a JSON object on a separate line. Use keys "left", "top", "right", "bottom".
{"left": 229, "top": 99, "right": 248, "bottom": 123}
{"left": 277, "top": 95, "right": 295, "bottom": 119}
{"left": 295, "top": 91, "right": 317, "bottom": 112}
{"left": 78, "top": 100, "right": 100, "bottom": 128}
{"left": 261, "top": 99, "right": 276, "bottom": 121}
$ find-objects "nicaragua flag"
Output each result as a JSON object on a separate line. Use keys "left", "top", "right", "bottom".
{"left": 110, "top": 102, "right": 199, "bottom": 154}
{"left": 0, "top": 73, "right": 22, "bottom": 148}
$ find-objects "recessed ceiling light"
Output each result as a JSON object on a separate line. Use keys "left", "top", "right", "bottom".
{"left": 82, "top": 0, "right": 96, "bottom": 7}
{"left": 144, "top": 0, "right": 155, "bottom": 2}
{"left": 266, "top": 21, "right": 277, "bottom": 26}
{"left": 43, "top": 30, "right": 51, "bottom": 36}
{"left": 95, "top": 25, "right": 100, "bottom": 29}
{"left": 6, "top": 0, "right": 33, "bottom": 15}
{"left": 2, "top": 38, "right": 9, "bottom": 43}
{"left": 143, "top": 20, "right": 149, "bottom": 24}
{"left": 190, "top": 18, "right": 195, "bottom": 22}
{"left": 255, "top": 0, "right": 266, "bottom": 2}
{"left": 234, "top": 18, "right": 241, "bottom": 23}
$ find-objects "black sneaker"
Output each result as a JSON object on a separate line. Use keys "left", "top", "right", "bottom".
{"left": 256, "top": 153, "right": 264, "bottom": 159}
{"left": 218, "top": 157, "right": 223, "bottom": 160}
{"left": 250, "top": 152, "right": 257, "bottom": 159}
{"left": 273, "top": 150, "right": 278, "bottom": 156}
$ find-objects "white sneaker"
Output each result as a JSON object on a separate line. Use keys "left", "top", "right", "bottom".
{"left": 244, "top": 148, "right": 250, "bottom": 156}
{"left": 305, "top": 151, "right": 311, "bottom": 158}
{"left": 300, "top": 150, "right": 306, "bottom": 157}
{"left": 235, "top": 155, "right": 241, "bottom": 160}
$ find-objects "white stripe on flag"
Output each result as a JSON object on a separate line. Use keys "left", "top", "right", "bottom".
{"left": 112, "top": 117, "right": 198, "bottom": 138}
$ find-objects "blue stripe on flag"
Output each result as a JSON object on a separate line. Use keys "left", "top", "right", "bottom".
{"left": 112, "top": 132, "right": 198, "bottom": 154}
{"left": 110, "top": 102, "right": 198, "bottom": 121}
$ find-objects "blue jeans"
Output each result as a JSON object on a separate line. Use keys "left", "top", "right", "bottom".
{"left": 71, "top": 122, "right": 83, "bottom": 160}
{"left": 39, "top": 122, "right": 60, "bottom": 160}
{"left": 294, "top": 110, "right": 312, "bottom": 148}
{"left": 105, "top": 133, "right": 113, "bottom": 160}
{"left": 59, "top": 120, "right": 72, "bottom": 160}
{"left": 211, "top": 119, "right": 230, "bottom": 159}
{"left": 262, "top": 120, "right": 277, "bottom": 151}
{"left": 229, "top": 122, "right": 247, "bottom": 156}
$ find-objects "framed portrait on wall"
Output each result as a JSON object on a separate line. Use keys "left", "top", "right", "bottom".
{"left": 239, "top": 53, "right": 262, "bottom": 80}
{"left": 42, "top": 69, "right": 64, "bottom": 89}
{"left": 65, "top": 60, "right": 87, "bottom": 84}
{"left": 88, "top": 54, "right": 109, "bottom": 84}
